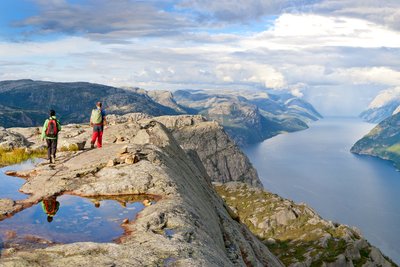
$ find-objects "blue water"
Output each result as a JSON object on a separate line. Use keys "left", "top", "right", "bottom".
{"left": 244, "top": 117, "right": 400, "bottom": 264}
{"left": 0, "top": 160, "right": 40, "bottom": 200}
{"left": 0, "top": 194, "right": 151, "bottom": 245}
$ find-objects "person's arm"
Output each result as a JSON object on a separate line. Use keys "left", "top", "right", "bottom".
{"left": 102, "top": 110, "right": 107, "bottom": 126}
{"left": 57, "top": 119, "right": 62, "bottom": 132}
{"left": 41, "top": 120, "right": 48, "bottom": 140}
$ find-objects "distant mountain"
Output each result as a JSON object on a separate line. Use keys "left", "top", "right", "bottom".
{"left": 360, "top": 87, "right": 400, "bottom": 123}
{"left": 0, "top": 80, "right": 322, "bottom": 146}
{"left": 125, "top": 87, "right": 196, "bottom": 115}
{"left": 0, "top": 80, "right": 178, "bottom": 127}
{"left": 173, "top": 89, "right": 322, "bottom": 145}
{"left": 351, "top": 112, "right": 400, "bottom": 169}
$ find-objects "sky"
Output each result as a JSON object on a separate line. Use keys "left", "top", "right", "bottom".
{"left": 1, "top": 0, "right": 400, "bottom": 115}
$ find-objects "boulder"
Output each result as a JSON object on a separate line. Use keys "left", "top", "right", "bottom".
{"left": 0, "top": 128, "right": 30, "bottom": 148}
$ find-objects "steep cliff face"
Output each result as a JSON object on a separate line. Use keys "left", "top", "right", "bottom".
{"left": 351, "top": 113, "right": 400, "bottom": 169}
{"left": 153, "top": 115, "right": 263, "bottom": 187}
{"left": 0, "top": 120, "right": 282, "bottom": 266}
{"left": 215, "top": 183, "right": 396, "bottom": 267}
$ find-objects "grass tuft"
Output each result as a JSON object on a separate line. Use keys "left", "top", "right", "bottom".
{"left": 60, "top": 144, "right": 79, "bottom": 152}
{"left": 0, "top": 147, "right": 46, "bottom": 166}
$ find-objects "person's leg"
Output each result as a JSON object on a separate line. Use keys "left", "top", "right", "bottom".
{"left": 91, "top": 128, "right": 99, "bottom": 148}
{"left": 51, "top": 139, "right": 57, "bottom": 160}
{"left": 97, "top": 130, "right": 103, "bottom": 148}
{"left": 46, "top": 139, "right": 51, "bottom": 162}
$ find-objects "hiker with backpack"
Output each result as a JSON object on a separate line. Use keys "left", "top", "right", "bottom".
{"left": 41, "top": 109, "right": 61, "bottom": 164}
{"left": 90, "top": 101, "right": 106, "bottom": 148}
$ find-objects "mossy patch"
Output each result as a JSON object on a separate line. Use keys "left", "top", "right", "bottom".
{"left": 0, "top": 147, "right": 46, "bottom": 166}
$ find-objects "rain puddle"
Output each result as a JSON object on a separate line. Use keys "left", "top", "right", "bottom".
{"left": 0, "top": 159, "right": 41, "bottom": 200}
{"left": 0, "top": 194, "right": 156, "bottom": 249}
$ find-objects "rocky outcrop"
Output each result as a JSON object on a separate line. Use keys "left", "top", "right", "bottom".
{"left": 0, "top": 127, "right": 30, "bottom": 149}
{"left": 10, "top": 113, "right": 263, "bottom": 188}
{"left": 154, "top": 115, "right": 263, "bottom": 187}
{"left": 215, "top": 182, "right": 396, "bottom": 267}
{"left": 0, "top": 119, "right": 282, "bottom": 266}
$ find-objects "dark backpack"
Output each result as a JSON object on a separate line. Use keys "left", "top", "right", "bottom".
{"left": 46, "top": 119, "right": 58, "bottom": 137}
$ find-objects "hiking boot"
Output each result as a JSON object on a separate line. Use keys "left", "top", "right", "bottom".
{"left": 90, "top": 143, "right": 95, "bottom": 149}
{"left": 50, "top": 155, "right": 55, "bottom": 164}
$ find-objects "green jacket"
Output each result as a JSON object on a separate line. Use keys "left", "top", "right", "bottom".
{"left": 41, "top": 116, "right": 62, "bottom": 140}
{"left": 41, "top": 199, "right": 60, "bottom": 216}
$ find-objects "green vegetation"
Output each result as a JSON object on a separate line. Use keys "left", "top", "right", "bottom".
{"left": 60, "top": 144, "right": 79, "bottom": 152}
{"left": 215, "top": 183, "right": 378, "bottom": 266}
{"left": 0, "top": 147, "right": 46, "bottom": 166}
{"left": 353, "top": 248, "right": 370, "bottom": 267}
{"left": 352, "top": 113, "right": 400, "bottom": 170}
{"left": 387, "top": 143, "right": 400, "bottom": 155}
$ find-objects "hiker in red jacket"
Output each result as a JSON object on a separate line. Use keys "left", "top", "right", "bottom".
{"left": 90, "top": 102, "right": 106, "bottom": 148}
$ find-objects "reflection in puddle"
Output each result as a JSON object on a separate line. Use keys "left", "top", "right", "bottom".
{"left": 0, "top": 194, "right": 156, "bottom": 248}
{"left": 0, "top": 159, "right": 41, "bottom": 200}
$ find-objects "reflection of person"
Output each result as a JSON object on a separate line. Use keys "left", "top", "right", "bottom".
{"left": 90, "top": 199, "right": 101, "bottom": 208}
{"left": 41, "top": 196, "right": 60, "bottom": 223}
{"left": 143, "top": 199, "right": 152, "bottom": 207}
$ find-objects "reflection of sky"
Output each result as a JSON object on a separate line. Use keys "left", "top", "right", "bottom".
{"left": 244, "top": 117, "right": 400, "bottom": 264}
{"left": 0, "top": 159, "right": 41, "bottom": 200}
{"left": 0, "top": 195, "right": 145, "bottom": 244}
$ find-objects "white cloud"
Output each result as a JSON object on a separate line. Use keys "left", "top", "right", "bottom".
{"left": 3, "top": 5, "right": 400, "bottom": 115}
{"left": 215, "top": 62, "right": 286, "bottom": 89}
{"left": 312, "top": 0, "right": 400, "bottom": 30}
{"left": 242, "top": 14, "right": 400, "bottom": 50}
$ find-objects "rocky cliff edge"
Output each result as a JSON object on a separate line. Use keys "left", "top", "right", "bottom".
{"left": 0, "top": 119, "right": 281, "bottom": 266}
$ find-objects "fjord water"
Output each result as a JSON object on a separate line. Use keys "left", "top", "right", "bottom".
{"left": 244, "top": 117, "right": 400, "bottom": 264}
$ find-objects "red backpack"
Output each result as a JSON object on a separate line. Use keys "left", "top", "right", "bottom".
{"left": 46, "top": 119, "right": 58, "bottom": 137}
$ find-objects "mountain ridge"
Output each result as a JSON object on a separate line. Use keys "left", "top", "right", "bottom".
{"left": 0, "top": 79, "right": 178, "bottom": 128}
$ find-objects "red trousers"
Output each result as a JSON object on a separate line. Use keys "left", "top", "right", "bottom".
{"left": 91, "top": 125, "right": 103, "bottom": 148}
